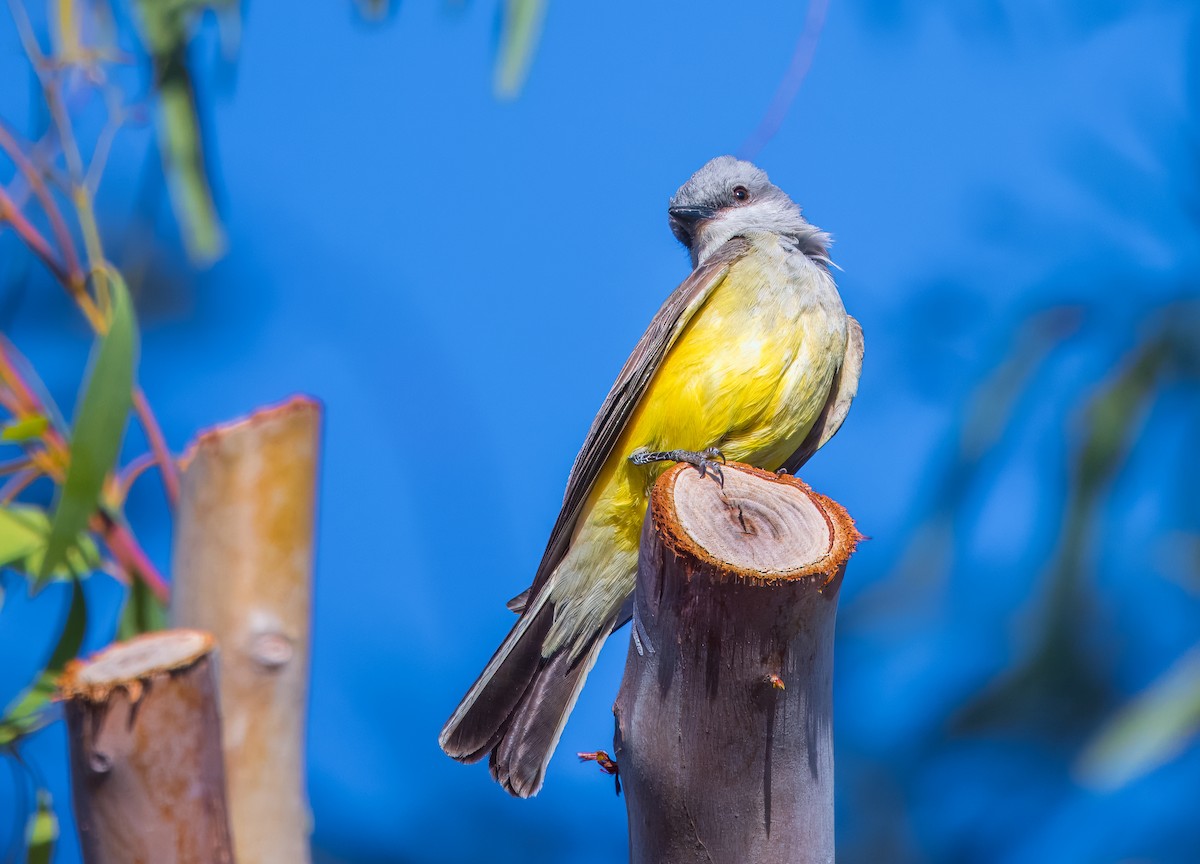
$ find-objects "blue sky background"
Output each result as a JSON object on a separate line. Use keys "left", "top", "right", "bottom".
{"left": 1, "top": 1, "right": 1198, "bottom": 862}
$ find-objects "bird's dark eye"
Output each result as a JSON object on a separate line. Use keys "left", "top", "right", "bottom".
{"left": 733, "top": 185, "right": 750, "bottom": 202}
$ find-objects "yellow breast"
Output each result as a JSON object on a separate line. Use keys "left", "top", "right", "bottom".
{"left": 584, "top": 238, "right": 847, "bottom": 549}
{"left": 545, "top": 237, "right": 848, "bottom": 653}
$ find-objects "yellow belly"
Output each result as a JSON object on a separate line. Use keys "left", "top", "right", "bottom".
{"left": 545, "top": 246, "right": 846, "bottom": 653}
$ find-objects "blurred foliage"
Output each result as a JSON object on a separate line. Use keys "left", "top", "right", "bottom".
{"left": 1080, "top": 646, "right": 1200, "bottom": 790}
{"left": 131, "top": 0, "right": 236, "bottom": 264}
{"left": 953, "top": 312, "right": 1192, "bottom": 737}
{"left": 0, "top": 0, "right": 554, "bottom": 856}
{"left": 836, "top": 6, "right": 1200, "bottom": 858}
{"left": 350, "top": 0, "right": 549, "bottom": 99}
{"left": 0, "top": 0, "right": 192, "bottom": 856}
{"left": 493, "top": 0, "right": 546, "bottom": 99}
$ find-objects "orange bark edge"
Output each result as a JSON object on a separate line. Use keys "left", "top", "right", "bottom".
{"left": 58, "top": 629, "right": 216, "bottom": 704}
{"left": 178, "top": 394, "right": 323, "bottom": 471}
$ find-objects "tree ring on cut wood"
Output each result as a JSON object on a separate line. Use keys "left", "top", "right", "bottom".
{"left": 651, "top": 462, "right": 858, "bottom": 587}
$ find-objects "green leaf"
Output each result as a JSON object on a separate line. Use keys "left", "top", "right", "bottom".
{"left": 0, "top": 415, "right": 49, "bottom": 443}
{"left": 1078, "top": 646, "right": 1200, "bottom": 790}
{"left": 0, "top": 506, "right": 48, "bottom": 569}
{"left": 0, "top": 578, "right": 88, "bottom": 746}
{"left": 0, "top": 504, "right": 101, "bottom": 585}
{"left": 494, "top": 0, "right": 546, "bottom": 98}
{"left": 38, "top": 273, "right": 138, "bottom": 588}
{"left": 24, "top": 789, "right": 57, "bottom": 864}
{"left": 117, "top": 575, "right": 168, "bottom": 640}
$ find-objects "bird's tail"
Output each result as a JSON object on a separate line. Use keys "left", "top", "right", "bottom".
{"left": 439, "top": 590, "right": 606, "bottom": 798}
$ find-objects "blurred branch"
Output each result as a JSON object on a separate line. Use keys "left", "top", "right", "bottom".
{"left": 0, "top": 187, "right": 78, "bottom": 307}
{"left": 0, "top": 122, "right": 83, "bottom": 289}
{"left": 739, "top": 0, "right": 829, "bottom": 161}
{"left": 132, "top": 389, "right": 179, "bottom": 507}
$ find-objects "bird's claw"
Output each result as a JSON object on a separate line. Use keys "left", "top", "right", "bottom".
{"left": 629, "top": 447, "right": 726, "bottom": 487}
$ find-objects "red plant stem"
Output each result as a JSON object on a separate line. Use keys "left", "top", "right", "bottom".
{"left": 0, "top": 338, "right": 69, "bottom": 461}
{"left": 0, "top": 122, "right": 84, "bottom": 288}
{"left": 132, "top": 388, "right": 179, "bottom": 508}
{"left": 0, "top": 455, "right": 34, "bottom": 475}
{"left": 0, "top": 468, "right": 39, "bottom": 503}
{"left": 0, "top": 185, "right": 71, "bottom": 287}
{"left": 95, "top": 512, "right": 170, "bottom": 603}
{"left": 0, "top": 341, "right": 38, "bottom": 413}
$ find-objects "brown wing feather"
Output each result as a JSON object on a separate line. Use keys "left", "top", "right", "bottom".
{"left": 781, "top": 315, "right": 864, "bottom": 475}
{"left": 524, "top": 237, "right": 749, "bottom": 599}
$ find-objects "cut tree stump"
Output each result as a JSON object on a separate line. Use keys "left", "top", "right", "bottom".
{"left": 172, "top": 395, "right": 320, "bottom": 864}
{"left": 61, "top": 629, "right": 234, "bottom": 864}
{"left": 613, "top": 462, "right": 859, "bottom": 864}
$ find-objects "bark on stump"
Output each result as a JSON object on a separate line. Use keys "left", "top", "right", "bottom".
{"left": 61, "top": 629, "right": 235, "bottom": 864}
{"left": 171, "top": 395, "right": 320, "bottom": 864}
{"left": 614, "top": 462, "right": 859, "bottom": 864}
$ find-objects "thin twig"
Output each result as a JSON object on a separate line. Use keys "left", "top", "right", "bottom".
{"left": 0, "top": 455, "right": 34, "bottom": 475}
{"left": 0, "top": 337, "right": 69, "bottom": 461}
{"left": 0, "top": 121, "right": 84, "bottom": 287}
{"left": 85, "top": 83, "right": 128, "bottom": 194}
{"left": 0, "top": 467, "right": 39, "bottom": 503}
{"left": 132, "top": 388, "right": 179, "bottom": 507}
{"left": 115, "top": 451, "right": 155, "bottom": 501}
{"left": 94, "top": 512, "right": 169, "bottom": 602}
{"left": 738, "top": 0, "right": 830, "bottom": 161}
{"left": 0, "top": 185, "right": 71, "bottom": 287}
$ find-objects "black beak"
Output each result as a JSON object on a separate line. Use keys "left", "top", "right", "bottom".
{"left": 668, "top": 205, "right": 716, "bottom": 246}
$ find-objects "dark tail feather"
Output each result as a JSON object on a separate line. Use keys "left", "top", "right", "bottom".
{"left": 439, "top": 594, "right": 554, "bottom": 764}
{"left": 441, "top": 586, "right": 611, "bottom": 798}
{"left": 489, "top": 635, "right": 606, "bottom": 797}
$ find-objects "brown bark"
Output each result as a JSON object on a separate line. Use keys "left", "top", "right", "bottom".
{"left": 614, "top": 462, "right": 859, "bottom": 864}
{"left": 171, "top": 395, "right": 320, "bottom": 864}
{"left": 61, "top": 629, "right": 235, "bottom": 864}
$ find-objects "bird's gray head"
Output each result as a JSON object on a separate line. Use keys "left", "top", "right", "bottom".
{"left": 668, "top": 156, "right": 831, "bottom": 268}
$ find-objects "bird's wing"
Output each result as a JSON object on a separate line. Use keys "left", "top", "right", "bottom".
{"left": 780, "top": 314, "right": 864, "bottom": 475}
{"left": 511, "top": 237, "right": 750, "bottom": 609}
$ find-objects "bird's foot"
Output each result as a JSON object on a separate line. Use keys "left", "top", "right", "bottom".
{"left": 629, "top": 447, "right": 726, "bottom": 487}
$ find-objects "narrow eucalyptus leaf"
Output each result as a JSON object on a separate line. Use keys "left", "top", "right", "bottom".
{"left": 39, "top": 275, "right": 138, "bottom": 587}
{"left": 494, "top": 0, "right": 546, "bottom": 98}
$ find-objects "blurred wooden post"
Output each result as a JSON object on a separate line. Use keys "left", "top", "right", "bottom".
{"left": 61, "top": 629, "right": 235, "bottom": 864}
{"left": 171, "top": 396, "right": 321, "bottom": 864}
{"left": 614, "top": 462, "right": 858, "bottom": 864}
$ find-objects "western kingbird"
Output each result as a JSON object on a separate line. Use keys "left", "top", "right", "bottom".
{"left": 440, "top": 156, "right": 863, "bottom": 797}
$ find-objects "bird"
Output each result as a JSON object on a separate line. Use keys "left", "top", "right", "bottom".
{"left": 439, "top": 155, "right": 864, "bottom": 797}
